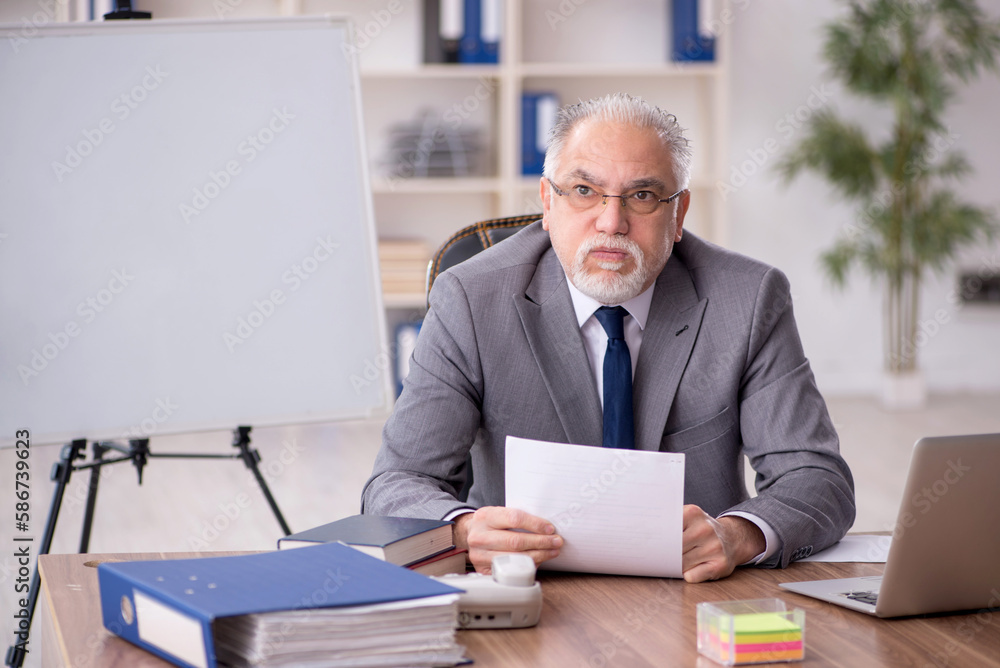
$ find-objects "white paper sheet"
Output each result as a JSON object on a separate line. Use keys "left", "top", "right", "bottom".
{"left": 504, "top": 436, "right": 685, "bottom": 578}
{"left": 798, "top": 535, "right": 890, "bottom": 563}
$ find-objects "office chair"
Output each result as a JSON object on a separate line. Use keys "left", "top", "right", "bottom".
{"left": 426, "top": 212, "right": 542, "bottom": 305}
{"left": 425, "top": 212, "right": 541, "bottom": 501}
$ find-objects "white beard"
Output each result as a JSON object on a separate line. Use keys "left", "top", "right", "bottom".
{"left": 568, "top": 235, "right": 650, "bottom": 305}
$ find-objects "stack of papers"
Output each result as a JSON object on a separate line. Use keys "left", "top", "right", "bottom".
{"left": 214, "top": 595, "right": 463, "bottom": 667}
{"left": 381, "top": 110, "right": 485, "bottom": 178}
{"left": 377, "top": 239, "right": 431, "bottom": 298}
{"left": 798, "top": 534, "right": 889, "bottom": 562}
{"left": 505, "top": 436, "right": 685, "bottom": 577}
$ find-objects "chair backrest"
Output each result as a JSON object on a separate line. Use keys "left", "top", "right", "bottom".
{"left": 423, "top": 212, "right": 540, "bottom": 502}
{"left": 426, "top": 213, "right": 541, "bottom": 304}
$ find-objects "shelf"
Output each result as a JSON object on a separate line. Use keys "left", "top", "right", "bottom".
{"left": 361, "top": 62, "right": 722, "bottom": 80}
{"left": 361, "top": 65, "right": 504, "bottom": 80}
{"left": 371, "top": 177, "right": 504, "bottom": 195}
{"left": 519, "top": 62, "right": 723, "bottom": 78}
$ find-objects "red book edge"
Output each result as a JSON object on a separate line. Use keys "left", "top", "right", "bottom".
{"left": 405, "top": 547, "right": 468, "bottom": 569}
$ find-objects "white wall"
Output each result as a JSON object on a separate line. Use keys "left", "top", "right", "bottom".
{"left": 724, "top": 0, "right": 1000, "bottom": 395}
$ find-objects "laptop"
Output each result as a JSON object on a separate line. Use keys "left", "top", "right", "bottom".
{"left": 780, "top": 432, "right": 1000, "bottom": 618}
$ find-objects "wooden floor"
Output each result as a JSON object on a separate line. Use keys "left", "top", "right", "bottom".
{"left": 2, "top": 392, "right": 999, "bottom": 667}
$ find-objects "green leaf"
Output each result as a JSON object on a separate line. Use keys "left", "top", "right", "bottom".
{"left": 776, "top": 110, "right": 880, "bottom": 198}
{"left": 819, "top": 239, "right": 858, "bottom": 288}
{"left": 928, "top": 152, "right": 971, "bottom": 180}
{"left": 909, "top": 191, "right": 999, "bottom": 272}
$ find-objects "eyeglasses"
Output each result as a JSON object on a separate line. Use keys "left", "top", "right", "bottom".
{"left": 547, "top": 178, "right": 686, "bottom": 215}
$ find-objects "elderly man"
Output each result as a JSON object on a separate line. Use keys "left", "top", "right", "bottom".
{"left": 363, "top": 93, "right": 855, "bottom": 582}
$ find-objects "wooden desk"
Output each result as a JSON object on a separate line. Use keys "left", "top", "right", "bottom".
{"left": 38, "top": 552, "right": 999, "bottom": 667}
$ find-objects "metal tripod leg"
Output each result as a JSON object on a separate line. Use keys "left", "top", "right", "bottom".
{"left": 79, "top": 441, "right": 112, "bottom": 554}
{"left": 232, "top": 426, "right": 292, "bottom": 536}
{"left": 5, "top": 439, "right": 86, "bottom": 668}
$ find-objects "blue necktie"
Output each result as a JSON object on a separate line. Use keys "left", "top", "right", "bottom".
{"left": 594, "top": 306, "right": 634, "bottom": 449}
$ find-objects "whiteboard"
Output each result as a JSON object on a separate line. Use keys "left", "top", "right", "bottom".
{"left": 0, "top": 17, "right": 390, "bottom": 446}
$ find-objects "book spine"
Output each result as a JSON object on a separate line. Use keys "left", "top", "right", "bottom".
{"left": 699, "top": 0, "right": 716, "bottom": 39}
{"left": 423, "top": 0, "right": 444, "bottom": 64}
{"left": 698, "top": 0, "right": 717, "bottom": 60}
{"left": 98, "top": 566, "right": 216, "bottom": 668}
{"left": 460, "top": 0, "right": 483, "bottom": 63}
{"left": 480, "top": 0, "right": 501, "bottom": 64}
{"left": 671, "top": 0, "right": 715, "bottom": 62}
{"left": 521, "top": 93, "right": 539, "bottom": 175}
{"left": 439, "top": 0, "right": 463, "bottom": 63}
{"left": 521, "top": 92, "right": 558, "bottom": 175}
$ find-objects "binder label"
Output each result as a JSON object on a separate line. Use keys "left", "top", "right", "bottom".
{"left": 135, "top": 590, "right": 207, "bottom": 668}
{"left": 536, "top": 96, "right": 559, "bottom": 153}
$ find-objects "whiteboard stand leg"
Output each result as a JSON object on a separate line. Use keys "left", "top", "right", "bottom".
{"left": 6, "top": 438, "right": 87, "bottom": 668}
{"left": 232, "top": 425, "right": 293, "bottom": 536}
{"left": 79, "top": 441, "right": 111, "bottom": 553}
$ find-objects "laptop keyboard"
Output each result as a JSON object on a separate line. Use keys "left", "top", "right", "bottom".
{"left": 841, "top": 591, "right": 879, "bottom": 606}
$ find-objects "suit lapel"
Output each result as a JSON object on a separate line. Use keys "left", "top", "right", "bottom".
{"left": 513, "top": 249, "right": 603, "bottom": 447}
{"left": 633, "top": 255, "right": 707, "bottom": 451}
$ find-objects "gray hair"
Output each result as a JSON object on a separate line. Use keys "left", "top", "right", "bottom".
{"left": 542, "top": 93, "right": 692, "bottom": 188}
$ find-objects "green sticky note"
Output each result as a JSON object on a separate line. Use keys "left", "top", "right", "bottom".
{"left": 733, "top": 612, "right": 802, "bottom": 634}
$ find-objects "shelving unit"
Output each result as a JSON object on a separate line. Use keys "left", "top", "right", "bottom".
{"left": 356, "top": 1, "right": 729, "bottom": 311}
{"left": 92, "top": 0, "right": 729, "bottom": 312}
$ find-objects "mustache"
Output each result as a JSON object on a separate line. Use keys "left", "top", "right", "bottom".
{"left": 576, "top": 235, "right": 644, "bottom": 263}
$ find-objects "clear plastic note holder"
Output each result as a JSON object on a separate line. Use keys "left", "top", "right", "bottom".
{"left": 696, "top": 598, "right": 805, "bottom": 666}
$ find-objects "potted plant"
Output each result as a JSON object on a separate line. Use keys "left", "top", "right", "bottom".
{"left": 777, "top": 0, "right": 1000, "bottom": 408}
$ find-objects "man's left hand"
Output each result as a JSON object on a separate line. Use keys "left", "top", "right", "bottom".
{"left": 681, "top": 505, "right": 766, "bottom": 583}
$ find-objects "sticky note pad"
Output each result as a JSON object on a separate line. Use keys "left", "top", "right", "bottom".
{"left": 697, "top": 599, "right": 805, "bottom": 665}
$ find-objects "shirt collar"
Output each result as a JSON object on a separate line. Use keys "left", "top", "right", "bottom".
{"left": 566, "top": 274, "right": 655, "bottom": 330}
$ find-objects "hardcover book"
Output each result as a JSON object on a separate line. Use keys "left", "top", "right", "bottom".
{"left": 277, "top": 514, "right": 454, "bottom": 566}
{"left": 409, "top": 547, "right": 469, "bottom": 577}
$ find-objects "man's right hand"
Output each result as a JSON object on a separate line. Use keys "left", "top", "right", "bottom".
{"left": 454, "top": 507, "right": 563, "bottom": 574}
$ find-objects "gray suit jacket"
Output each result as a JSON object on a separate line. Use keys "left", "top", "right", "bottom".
{"left": 362, "top": 222, "right": 855, "bottom": 567}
